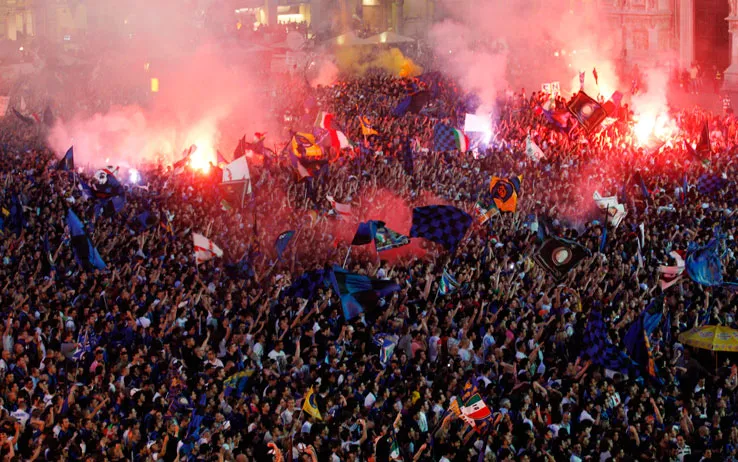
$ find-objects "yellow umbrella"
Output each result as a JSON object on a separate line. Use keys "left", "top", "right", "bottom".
{"left": 679, "top": 325, "right": 738, "bottom": 352}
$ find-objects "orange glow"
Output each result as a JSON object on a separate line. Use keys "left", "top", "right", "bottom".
{"left": 633, "top": 112, "right": 677, "bottom": 146}
{"left": 188, "top": 142, "right": 215, "bottom": 173}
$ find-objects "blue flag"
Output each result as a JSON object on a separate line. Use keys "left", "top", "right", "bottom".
{"left": 42, "top": 233, "right": 56, "bottom": 274}
{"left": 57, "top": 146, "right": 74, "bottom": 171}
{"left": 329, "top": 266, "right": 401, "bottom": 320}
{"left": 634, "top": 171, "right": 650, "bottom": 200}
{"left": 351, "top": 221, "right": 378, "bottom": 246}
{"left": 686, "top": 239, "right": 724, "bottom": 287}
{"left": 66, "top": 209, "right": 106, "bottom": 271}
{"left": 410, "top": 205, "right": 472, "bottom": 251}
{"left": 643, "top": 296, "right": 664, "bottom": 335}
{"left": 438, "top": 269, "right": 461, "bottom": 296}
{"left": 662, "top": 311, "right": 672, "bottom": 345}
{"left": 623, "top": 313, "right": 660, "bottom": 381}
{"left": 8, "top": 194, "right": 26, "bottom": 236}
{"left": 682, "top": 173, "right": 689, "bottom": 205}
{"left": 373, "top": 334, "right": 398, "bottom": 368}
{"left": 95, "top": 195, "right": 126, "bottom": 217}
{"left": 580, "top": 310, "right": 638, "bottom": 376}
{"left": 392, "top": 96, "right": 412, "bottom": 117}
{"left": 696, "top": 174, "right": 728, "bottom": 197}
{"left": 281, "top": 269, "right": 328, "bottom": 300}
{"left": 134, "top": 210, "right": 159, "bottom": 232}
{"left": 375, "top": 223, "right": 410, "bottom": 252}
{"left": 275, "top": 230, "right": 295, "bottom": 261}
{"left": 223, "top": 370, "right": 253, "bottom": 398}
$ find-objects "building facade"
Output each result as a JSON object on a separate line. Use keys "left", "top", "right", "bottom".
{"left": 0, "top": 0, "right": 35, "bottom": 41}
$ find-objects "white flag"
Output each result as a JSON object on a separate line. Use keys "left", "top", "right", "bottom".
{"left": 593, "top": 191, "right": 627, "bottom": 229}
{"left": 326, "top": 195, "right": 352, "bottom": 221}
{"left": 525, "top": 135, "right": 545, "bottom": 161}
{"left": 464, "top": 113, "right": 491, "bottom": 133}
{"left": 0, "top": 96, "right": 9, "bottom": 116}
{"left": 658, "top": 251, "right": 686, "bottom": 290}
{"left": 223, "top": 156, "right": 252, "bottom": 194}
{"left": 193, "top": 233, "right": 223, "bottom": 264}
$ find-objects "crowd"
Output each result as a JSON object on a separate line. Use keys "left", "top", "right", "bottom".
{"left": 1, "top": 65, "right": 738, "bottom": 462}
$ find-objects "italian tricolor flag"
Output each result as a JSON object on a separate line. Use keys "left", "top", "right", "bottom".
{"left": 454, "top": 128, "right": 469, "bottom": 152}
{"left": 315, "top": 111, "right": 335, "bottom": 130}
{"left": 330, "top": 130, "right": 353, "bottom": 150}
{"left": 316, "top": 111, "right": 352, "bottom": 150}
{"left": 461, "top": 394, "right": 491, "bottom": 427}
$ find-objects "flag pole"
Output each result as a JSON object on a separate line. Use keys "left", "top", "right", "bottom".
{"left": 343, "top": 245, "right": 352, "bottom": 268}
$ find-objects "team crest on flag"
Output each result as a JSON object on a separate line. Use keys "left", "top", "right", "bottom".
{"left": 474, "top": 200, "right": 497, "bottom": 224}
{"left": 567, "top": 91, "right": 608, "bottom": 133}
{"left": 593, "top": 191, "right": 627, "bottom": 228}
{"left": 438, "top": 269, "right": 461, "bottom": 296}
{"left": 303, "top": 387, "right": 322, "bottom": 420}
{"left": 489, "top": 176, "right": 522, "bottom": 212}
{"left": 525, "top": 135, "right": 545, "bottom": 161}
{"left": 373, "top": 333, "right": 398, "bottom": 368}
{"left": 359, "top": 116, "right": 379, "bottom": 136}
{"left": 534, "top": 237, "right": 589, "bottom": 281}
{"left": 461, "top": 394, "right": 492, "bottom": 427}
{"left": 292, "top": 133, "right": 324, "bottom": 159}
{"left": 374, "top": 222, "right": 410, "bottom": 252}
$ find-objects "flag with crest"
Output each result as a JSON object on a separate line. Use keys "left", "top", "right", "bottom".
{"left": 373, "top": 333, "right": 398, "bottom": 368}
{"left": 489, "top": 176, "right": 522, "bottom": 212}
{"left": 303, "top": 387, "right": 322, "bottom": 420}
{"left": 438, "top": 269, "right": 461, "bottom": 296}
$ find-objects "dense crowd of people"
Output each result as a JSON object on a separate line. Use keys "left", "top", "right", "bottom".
{"left": 2, "top": 64, "right": 738, "bottom": 462}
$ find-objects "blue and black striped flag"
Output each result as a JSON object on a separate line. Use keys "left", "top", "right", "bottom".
{"left": 57, "top": 146, "right": 74, "bottom": 171}
{"left": 329, "top": 266, "right": 401, "bottom": 320}
{"left": 66, "top": 209, "right": 106, "bottom": 271}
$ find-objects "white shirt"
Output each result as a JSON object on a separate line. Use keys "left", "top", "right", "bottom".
{"left": 676, "top": 444, "right": 691, "bottom": 462}
{"left": 280, "top": 409, "right": 293, "bottom": 426}
{"left": 268, "top": 349, "right": 287, "bottom": 366}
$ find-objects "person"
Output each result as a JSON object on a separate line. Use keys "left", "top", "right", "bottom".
{"left": 3, "top": 57, "right": 738, "bottom": 462}
{"left": 714, "top": 66, "right": 723, "bottom": 94}
{"left": 723, "top": 93, "right": 733, "bottom": 115}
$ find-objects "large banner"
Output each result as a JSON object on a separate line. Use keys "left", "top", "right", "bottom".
{"left": 0, "top": 96, "right": 10, "bottom": 116}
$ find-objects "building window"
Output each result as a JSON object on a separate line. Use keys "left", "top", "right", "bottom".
{"left": 632, "top": 29, "right": 649, "bottom": 51}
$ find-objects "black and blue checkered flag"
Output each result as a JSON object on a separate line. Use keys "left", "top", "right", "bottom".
{"left": 433, "top": 123, "right": 456, "bottom": 151}
{"left": 410, "top": 205, "right": 472, "bottom": 251}
{"left": 433, "top": 123, "right": 468, "bottom": 152}
{"left": 280, "top": 269, "right": 328, "bottom": 300}
{"left": 696, "top": 174, "right": 728, "bottom": 196}
{"left": 580, "top": 309, "right": 638, "bottom": 377}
